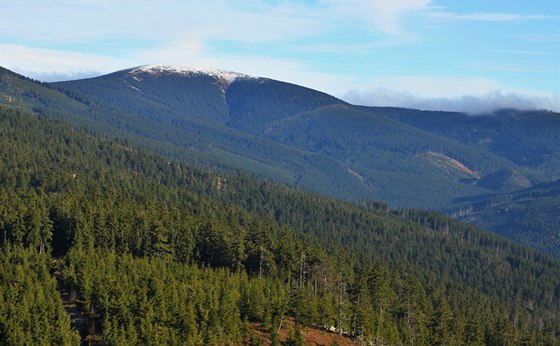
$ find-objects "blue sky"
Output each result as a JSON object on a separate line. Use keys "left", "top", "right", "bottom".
{"left": 1, "top": 0, "right": 558, "bottom": 113}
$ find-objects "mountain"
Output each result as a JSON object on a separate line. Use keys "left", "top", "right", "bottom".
{"left": 450, "top": 180, "right": 560, "bottom": 258}
{"left": 365, "top": 106, "right": 560, "bottom": 258}
{"left": 366, "top": 106, "right": 560, "bottom": 184}
{"left": 3, "top": 65, "right": 558, "bottom": 210}
{"left": 1, "top": 105, "right": 559, "bottom": 344}
{"left": 2, "top": 65, "right": 560, "bottom": 257}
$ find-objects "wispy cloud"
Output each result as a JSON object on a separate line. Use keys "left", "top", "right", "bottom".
{"left": 0, "top": 0, "right": 434, "bottom": 79}
{"left": 0, "top": 44, "right": 127, "bottom": 80}
{"left": 0, "top": 43, "right": 351, "bottom": 92}
{"left": 463, "top": 61, "right": 554, "bottom": 74}
{"left": 484, "top": 49, "right": 560, "bottom": 56}
{"left": 431, "top": 11, "right": 557, "bottom": 22}
{"left": 321, "top": 0, "right": 431, "bottom": 35}
{"left": 1, "top": 0, "right": 557, "bottom": 113}
{"left": 0, "top": 1, "right": 321, "bottom": 44}
{"left": 515, "top": 34, "right": 560, "bottom": 43}
{"left": 360, "top": 76, "right": 503, "bottom": 98}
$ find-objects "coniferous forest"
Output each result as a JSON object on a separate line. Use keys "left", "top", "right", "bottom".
{"left": 1, "top": 105, "right": 560, "bottom": 345}
{"left": 3, "top": 65, "right": 560, "bottom": 262}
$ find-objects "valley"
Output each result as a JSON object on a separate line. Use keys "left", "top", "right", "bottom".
{"left": 2, "top": 65, "right": 559, "bottom": 257}
{"left": 0, "top": 65, "right": 559, "bottom": 344}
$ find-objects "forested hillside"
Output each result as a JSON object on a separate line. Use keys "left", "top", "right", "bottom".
{"left": 366, "top": 107, "right": 560, "bottom": 177}
{"left": 451, "top": 180, "right": 560, "bottom": 258}
{"left": 0, "top": 247, "right": 79, "bottom": 344}
{"left": 1, "top": 105, "right": 559, "bottom": 344}
{"left": 4, "top": 65, "right": 559, "bottom": 211}
{"left": 55, "top": 66, "right": 559, "bottom": 209}
{"left": 3, "top": 65, "right": 560, "bottom": 259}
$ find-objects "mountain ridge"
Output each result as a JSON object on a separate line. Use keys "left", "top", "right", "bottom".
{"left": 1, "top": 64, "right": 559, "bottom": 256}
{"left": 3, "top": 65, "right": 558, "bottom": 203}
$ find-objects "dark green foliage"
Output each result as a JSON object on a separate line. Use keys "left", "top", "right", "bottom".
{"left": 3, "top": 65, "right": 559, "bottom": 212}
{"left": 226, "top": 77, "right": 341, "bottom": 133}
{"left": 263, "top": 103, "right": 522, "bottom": 207}
{"left": 452, "top": 180, "right": 560, "bottom": 258}
{"left": 0, "top": 246, "right": 79, "bottom": 345}
{"left": 368, "top": 107, "right": 560, "bottom": 173}
{"left": 284, "top": 323, "right": 305, "bottom": 346}
{"left": 61, "top": 247, "right": 261, "bottom": 345}
{"left": 218, "top": 178, "right": 560, "bottom": 323}
{"left": 0, "top": 105, "right": 559, "bottom": 344}
{"left": 3, "top": 65, "right": 560, "bottom": 261}
{"left": 52, "top": 71, "right": 560, "bottom": 209}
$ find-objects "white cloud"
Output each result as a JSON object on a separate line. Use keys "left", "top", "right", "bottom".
{"left": 0, "top": 1, "right": 321, "bottom": 44}
{"left": 343, "top": 88, "right": 559, "bottom": 114}
{"left": 0, "top": 43, "right": 351, "bottom": 92}
{"left": 340, "top": 74, "right": 560, "bottom": 114}
{"left": 0, "top": 44, "right": 128, "bottom": 81}
{"left": 484, "top": 49, "right": 560, "bottom": 56}
{"left": 1, "top": 0, "right": 557, "bottom": 111}
{"left": 364, "top": 76, "right": 502, "bottom": 98}
{"left": 463, "top": 61, "right": 553, "bottom": 74}
{"left": 515, "top": 34, "right": 560, "bottom": 43}
{"left": 431, "top": 11, "right": 556, "bottom": 22}
{"left": 321, "top": 0, "right": 431, "bottom": 34}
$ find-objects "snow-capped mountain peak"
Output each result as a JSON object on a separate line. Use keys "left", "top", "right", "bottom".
{"left": 129, "top": 64, "right": 252, "bottom": 84}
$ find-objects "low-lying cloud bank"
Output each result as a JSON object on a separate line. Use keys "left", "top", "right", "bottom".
{"left": 342, "top": 88, "right": 559, "bottom": 114}
{"left": 24, "top": 70, "right": 103, "bottom": 83}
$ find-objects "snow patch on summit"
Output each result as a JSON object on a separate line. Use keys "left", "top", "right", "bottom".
{"left": 129, "top": 64, "right": 253, "bottom": 84}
